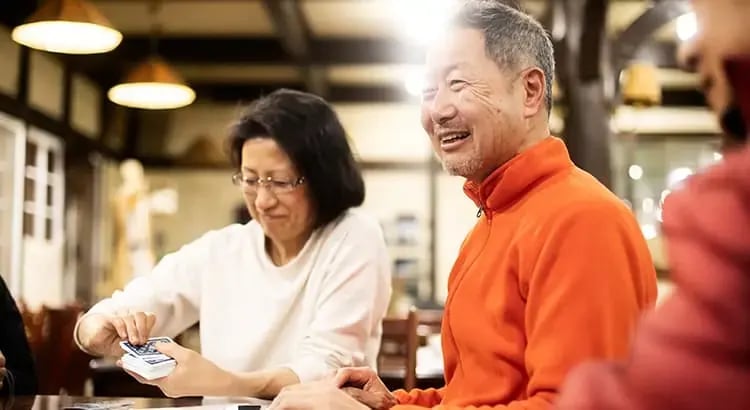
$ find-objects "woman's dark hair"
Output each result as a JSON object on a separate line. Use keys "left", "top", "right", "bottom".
{"left": 227, "top": 88, "right": 365, "bottom": 229}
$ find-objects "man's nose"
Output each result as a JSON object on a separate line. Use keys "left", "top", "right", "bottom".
{"left": 429, "top": 89, "right": 458, "bottom": 126}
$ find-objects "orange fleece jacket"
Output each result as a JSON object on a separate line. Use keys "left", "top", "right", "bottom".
{"left": 393, "top": 137, "right": 657, "bottom": 409}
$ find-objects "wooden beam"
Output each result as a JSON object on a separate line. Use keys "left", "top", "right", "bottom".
{"left": 261, "top": 0, "right": 329, "bottom": 96}
{"left": 611, "top": 0, "right": 691, "bottom": 72}
{"left": 188, "top": 81, "right": 701, "bottom": 106}
{"left": 558, "top": 0, "right": 613, "bottom": 188}
{"left": 0, "top": 90, "right": 118, "bottom": 158}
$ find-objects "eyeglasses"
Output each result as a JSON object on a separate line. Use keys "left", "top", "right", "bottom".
{"left": 231, "top": 172, "right": 305, "bottom": 196}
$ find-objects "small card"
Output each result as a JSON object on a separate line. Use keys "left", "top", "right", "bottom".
{"left": 120, "top": 336, "right": 174, "bottom": 359}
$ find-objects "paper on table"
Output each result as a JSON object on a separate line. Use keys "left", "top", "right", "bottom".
{"left": 141, "top": 397, "right": 271, "bottom": 410}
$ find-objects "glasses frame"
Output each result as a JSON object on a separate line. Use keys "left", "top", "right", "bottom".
{"left": 231, "top": 172, "right": 306, "bottom": 196}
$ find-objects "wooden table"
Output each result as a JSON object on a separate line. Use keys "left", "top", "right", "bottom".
{"left": 0, "top": 395, "right": 271, "bottom": 410}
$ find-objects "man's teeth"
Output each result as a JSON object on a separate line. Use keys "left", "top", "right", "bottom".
{"left": 442, "top": 132, "right": 470, "bottom": 143}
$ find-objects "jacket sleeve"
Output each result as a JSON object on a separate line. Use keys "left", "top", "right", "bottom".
{"left": 0, "top": 277, "right": 38, "bottom": 396}
{"left": 556, "top": 149, "right": 750, "bottom": 410}
{"left": 393, "top": 202, "right": 658, "bottom": 410}
{"left": 393, "top": 387, "right": 445, "bottom": 407}
{"left": 284, "top": 224, "right": 392, "bottom": 383}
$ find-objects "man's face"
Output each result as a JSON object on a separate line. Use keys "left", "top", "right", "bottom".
{"left": 420, "top": 28, "right": 533, "bottom": 182}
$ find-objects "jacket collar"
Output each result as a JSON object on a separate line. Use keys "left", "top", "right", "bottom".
{"left": 463, "top": 136, "right": 573, "bottom": 214}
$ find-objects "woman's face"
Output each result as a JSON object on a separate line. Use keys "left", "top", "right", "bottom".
{"left": 238, "top": 138, "right": 315, "bottom": 244}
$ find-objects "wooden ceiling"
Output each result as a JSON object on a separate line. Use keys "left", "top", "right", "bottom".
{"left": 0, "top": 0, "right": 701, "bottom": 106}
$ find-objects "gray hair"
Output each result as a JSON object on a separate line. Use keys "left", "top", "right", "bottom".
{"left": 451, "top": 0, "right": 555, "bottom": 113}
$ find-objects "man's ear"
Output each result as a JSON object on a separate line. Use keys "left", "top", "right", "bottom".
{"left": 521, "top": 67, "right": 546, "bottom": 118}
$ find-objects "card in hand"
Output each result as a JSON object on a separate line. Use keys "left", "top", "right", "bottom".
{"left": 120, "top": 336, "right": 174, "bottom": 359}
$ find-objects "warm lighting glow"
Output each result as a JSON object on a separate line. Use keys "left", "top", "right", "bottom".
{"left": 11, "top": 0, "right": 122, "bottom": 54}
{"left": 628, "top": 164, "right": 643, "bottom": 180}
{"left": 641, "top": 223, "right": 658, "bottom": 240}
{"left": 108, "top": 83, "right": 196, "bottom": 110}
{"left": 713, "top": 152, "right": 723, "bottom": 161}
{"left": 667, "top": 167, "right": 694, "bottom": 188}
{"left": 676, "top": 12, "right": 697, "bottom": 41}
{"left": 404, "top": 67, "right": 426, "bottom": 97}
{"left": 12, "top": 21, "right": 121, "bottom": 54}
{"left": 390, "top": 0, "right": 455, "bottom": 45}
{"left": 642, "top": 198, "right": 655, "bottom": 213}
{"left": 109, "top": 58, "right": 195, "bottom": 109}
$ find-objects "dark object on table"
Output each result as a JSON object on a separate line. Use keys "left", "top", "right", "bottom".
{"left": 0, "top": 276, "right": 37, "bottom": 396}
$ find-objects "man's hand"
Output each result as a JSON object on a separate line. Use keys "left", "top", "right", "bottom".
{"left": 335, "top": 367, "right": 397, "bottom": 410}
{"left": 77, "top": 311, "right": 156, "bottom": 357}
{"left": 0, "top": 349, "right": 6, "bottom": 390}
{"left": 269, "top": 381, "right": 369, "bottom": 410}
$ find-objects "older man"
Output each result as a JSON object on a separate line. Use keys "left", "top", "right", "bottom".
{"left": 556, "top": 1, "right": 750, "bottom": 410}
{"left": 271, "top": 1, "right": 657, "bottom": 409}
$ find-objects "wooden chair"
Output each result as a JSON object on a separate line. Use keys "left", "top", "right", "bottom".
{"left": 415, "top": 308, "right": 443, "bottom": 341}
{"left": 378, "top": 308, "right": 418, "bottom": 390}
{"left": 18, "top": 303, "right": 93, "bottom": 395}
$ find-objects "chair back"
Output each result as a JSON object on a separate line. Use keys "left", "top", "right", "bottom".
{"left": 378, "top": 308, "right": 418, "bottom": 390}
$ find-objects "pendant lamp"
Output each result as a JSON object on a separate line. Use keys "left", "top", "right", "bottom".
{"left": 108, "top": 57, "right": 196, "bottom": 110}
{"left": 11, "top": 0, "right": 122, "bottom": 54}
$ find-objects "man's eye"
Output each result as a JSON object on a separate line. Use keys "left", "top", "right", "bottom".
{"left": 422, "top": 88, "right": 437, "bottom": 99}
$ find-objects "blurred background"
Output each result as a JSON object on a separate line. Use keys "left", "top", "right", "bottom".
{"left": 0, "top": 0, "right": 719, "bottom": 398}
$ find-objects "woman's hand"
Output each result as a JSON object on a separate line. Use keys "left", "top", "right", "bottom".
{"left": 119, "top": 341, "right": 232, "bottom": 398}
{"left": 77, "top": 311, "right": 156, "bottom": 357}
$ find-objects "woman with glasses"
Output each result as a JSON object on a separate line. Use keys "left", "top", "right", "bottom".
{"left": 73, "top": 89, "right": 392, "bottom": 399}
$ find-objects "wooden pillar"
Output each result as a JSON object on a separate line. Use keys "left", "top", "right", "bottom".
{"left": 556, "top": 0, "right": 613, "bottom": 188}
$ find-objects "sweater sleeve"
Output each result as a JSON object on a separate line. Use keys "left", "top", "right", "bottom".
{"left": 286, "top": 224, "right": 392, "bottom": 383}
{"left": 556, "top": 149, "right": 750, "bottom": 410}
{"left": 76, "top": 231, "right": 213, "bottom": 346}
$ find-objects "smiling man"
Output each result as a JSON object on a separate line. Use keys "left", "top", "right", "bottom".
{"left": 271, "top": 1, "right": 657, "bottom": 409}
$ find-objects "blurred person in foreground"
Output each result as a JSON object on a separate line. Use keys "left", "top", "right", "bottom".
{"left": 271, "top": 1, "right": 657, "bottom": 409}
{"left": 74, "top": 89, "right": 392, "bottom": 398}
{"left": 556, "top": 1, "right": 750, "bottom": 409}
{"left": 0, "top": 276, "right": 37, "bottom": 396}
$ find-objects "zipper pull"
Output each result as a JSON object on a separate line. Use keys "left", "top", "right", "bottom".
{"left": 476, "top": 207, "right": 482, "bottom": 218}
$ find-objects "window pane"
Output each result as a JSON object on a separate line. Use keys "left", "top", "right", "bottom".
{"left": 47, "top": 184, "right": 53, "bottom": 206}
{"left": 47, "top": 150, "right": 55, "bottom": 173}
{"left": 24, "top": 177, "right": 34, "bottom": 202}
{"left": 25, "top": 142, "right": 36, "bottom": 166}
{"left": 45, "top": 218, "right": 52, "bottom": 241}
{"left": 23, "top": 213, "right": 33, "bottom": 236}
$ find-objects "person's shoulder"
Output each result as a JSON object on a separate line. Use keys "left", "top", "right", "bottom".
{"left": 540, "top": 167, "right": 632, "bottom": 218}
{"left": 180, "top": 221, "right": 258, "bottom": 253}
{"left": 324, "top": 208, "right": 385, "bottom": 241}
{"left": 523, "top": 169, "right": 636, "bottom": 238}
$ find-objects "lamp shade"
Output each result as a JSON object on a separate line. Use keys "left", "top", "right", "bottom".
{"left": 621, "top": 62, "right": 662, "bottom": 107}
{"left": 108, "top": 58, "right": 196, "bottom": 110}
{"left": 11, "top": 0, "right": 122, "bottom": 54}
